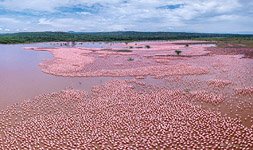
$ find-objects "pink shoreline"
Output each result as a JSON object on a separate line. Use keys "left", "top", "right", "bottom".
{"left": 25, "top": 47, "right": 95, "bottom": 74}
{"left": 25, "top": 41, "right": 213, "bottom": 77}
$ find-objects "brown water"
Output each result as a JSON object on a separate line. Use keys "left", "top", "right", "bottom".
{"left": 0, "top": 43, "right": 133, "bottom": 110}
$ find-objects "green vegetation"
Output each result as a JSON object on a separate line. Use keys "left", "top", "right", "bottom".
{"left": 145, "top": 45, "right": 151, "bottom": 49}
{"left": 0, "top": 31, "right": 252, "bottom": 45}
{"left": 128, "top": 57, "right": 134, "bottom": 61}
{"left": 194, "top": 37, "right": 253, "bottom": 48}
{"left": 116, "top": 49, "right": 133, "bottom": 53}
{"left": 175, "top": 50, "right": 182, "bottom": 55}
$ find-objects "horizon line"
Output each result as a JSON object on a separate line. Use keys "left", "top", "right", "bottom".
{"left": 1, "top": 31, "right": 253, "bottom": 36}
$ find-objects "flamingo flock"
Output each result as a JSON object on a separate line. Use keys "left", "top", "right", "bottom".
{"left": 0, "top": 80, "right": 253, "bottom": 149}
{"left": 235, "top": 87, "right": 253, "bottom": 96}
{"left": 208, "top": 79, "right": 232, "bottom": 88}
{"left": 26, "top": 41, "right": 211, "bottom": 77}
{"left": 0, "top": 41, "right": 252, "bottom": 149}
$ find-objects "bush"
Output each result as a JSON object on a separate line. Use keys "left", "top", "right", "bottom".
{"left": 128, "top": 57, "right": 134, "bottom": 61}
{"left": 175, "top": 50, "right": 182, "bottom": 55}
{"left": 116, "top": 49, "right": 133, "bottom": 52}
{"left": 145, "top": 45, "right": 151, "bottom": 49}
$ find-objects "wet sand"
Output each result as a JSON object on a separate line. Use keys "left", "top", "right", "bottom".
{"left": 0, "top": 41, "right": 253, "bottom": 149}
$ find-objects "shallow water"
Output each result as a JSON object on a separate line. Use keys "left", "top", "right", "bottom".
{"left": 0, "top": 43, "right": 129, "bottom": 109}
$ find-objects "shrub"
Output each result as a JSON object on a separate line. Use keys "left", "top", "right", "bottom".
{"left": 145, "top": 45, "right": 151, "bottom": 49}
{"left": 128, "top": 57, "right": 134, "bottom": 61}
{"left": 116, "top": 49, "right": 133, "bottom": 52}
{"left": 175, "top": 50, "right": 182, "bottom": 55}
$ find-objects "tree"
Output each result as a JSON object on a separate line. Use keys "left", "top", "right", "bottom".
{"left": 175, "top": 50, "right": 182, "bottom": 55}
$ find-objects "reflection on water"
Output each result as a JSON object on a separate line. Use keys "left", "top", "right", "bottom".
{"left": 0, "top": 43, "right": 124, "bottom": 110}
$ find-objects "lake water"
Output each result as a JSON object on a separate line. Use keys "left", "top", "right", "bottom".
{"left": 0, "top": 42, "right": 218, "bottom": 110}
{"left": 0, "top": 43, "right": 124, "bottom": 109}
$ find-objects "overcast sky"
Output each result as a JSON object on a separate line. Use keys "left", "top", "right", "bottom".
{"left": 0, "top": 0, "right": 252, "bottom": 33}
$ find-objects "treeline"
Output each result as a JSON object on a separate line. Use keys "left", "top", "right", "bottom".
{"left": 0, "top": 31, "right": 252, "bottom": 44}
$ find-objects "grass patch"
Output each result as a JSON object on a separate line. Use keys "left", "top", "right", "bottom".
{"left": 194, "top": 37, "right": 253, "bottom": 48}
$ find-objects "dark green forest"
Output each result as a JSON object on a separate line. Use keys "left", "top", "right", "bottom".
{"left": 0, "top": 31, "right": 252, "bottom": 44}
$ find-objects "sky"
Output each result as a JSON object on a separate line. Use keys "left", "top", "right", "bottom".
{"left": 0, "top": 0, "right": 252, "bottom": 33}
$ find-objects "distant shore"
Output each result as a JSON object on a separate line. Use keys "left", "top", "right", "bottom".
{"left": 0, "top": 31, "right": 252, "bottom": 44}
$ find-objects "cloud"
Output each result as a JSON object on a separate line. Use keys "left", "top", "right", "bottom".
{"left": 0, "top": 0, "right": 252, "bottom": 33}
{"left": 158, "top": 4, "right": 184, "bottom": 10}
{"left": 0, "top": 17, "right": 20, "bottom": 23}
{"left": 0, "top": 0, "right": 70, "bottom": 12}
